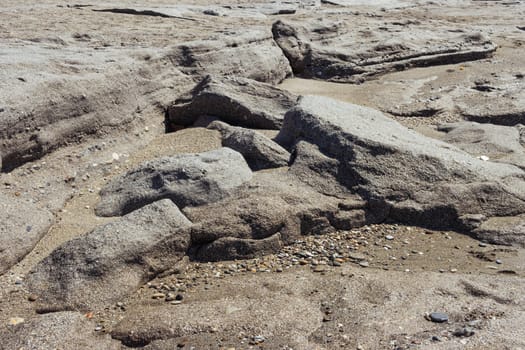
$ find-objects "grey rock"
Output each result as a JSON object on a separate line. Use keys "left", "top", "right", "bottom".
{"left": 27, "top": 199, "right": 192, "bottom": 311}
{"left": 0, "top": 193, "right": 54, "bottom": 275}
{"left": 167, "top": 30, "right": 291, "bottom": 84}
{"left": 166, "top": 75, "right": 298, "bottom": 130}
{"left": 96, "top": 147, "right": 252, "bottom": 217}
{"left": 185, "top": 170, "right": 372, "bottom": 261}
{"left": 208, "top": 121, "right": 290, "bottom": 170}
{"left": 438, "top": 122, "right": 525, "bottom": 169}
{"left": 272, "top": 19, "right": 496, "bottom": 83}
{"left": 0, "top": 312, "right": 120, "bottom": 350}
{"left": 429, "top": 312, "right": 448, "bottom": 323}
{"left": 453, "top": 327, "right": 475, "bottom": 337}
{"left": 276, "top": 95, "right": 525, "bottom": 242}
{"left": 472, "top": 215, "right": 525, "bottom": 247}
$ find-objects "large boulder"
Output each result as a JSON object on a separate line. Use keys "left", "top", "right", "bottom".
{"left": 272, "top": 19, "right": 497, "bottom": 83}
{"left": 27, "top": 199, "right": 192, "bottom": 311}
{"left": 0, "top": 194, "right": 54, "bottom": 275}
{"left": 208, "top": 120, "right": 290, "bottom": 170}
{"left": 96, "top": 147, "right": 252, "bottom": 217}
{"left": 1, "top": 312, "right": 120, "bottom": 350}
{"left": 276, "top": 95, "right": 525, "bottom": 243}
{"left": 166, "top": 30, "right": 292, "bottom": 84}
{"left": 166, "top": 75, "right": 298, "bottom": 130}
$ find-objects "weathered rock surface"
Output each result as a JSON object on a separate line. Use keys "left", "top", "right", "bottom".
{"left": 112, "top": 290, "right": 321, "bottom": 347}
{"left": 166, "top": 30, "right": 291, "bottom": 84}
{"left": 0, "top": 194, "right": 54, "bottom": 275}
{"left": 96, "top": 147, "right": 252, "bottom": 217}
{"left": 166, "top": 75, "right": 298, "bottom": 130}
{"left": 1, "top": 312, "right": 120, "bottom": 350}
{"left": 276, "top": 95, "right": 525, "bottom": 242}
{"left": 457, "top": 77, "right": 525, "bottom": 126}
{"left": 185, "top": 169, "right": 373, "bottom": 261}
{"left": 272, "top": 19, "right": 497, "bottom": 83}
{"left": 438, "top": 121, "right": 525, "bottom": 169}
{"left": 208, "top": 120, "right": 290, "bottom": 170}
{"left": 27, "top": 199, "right": 191, "bottom": 311}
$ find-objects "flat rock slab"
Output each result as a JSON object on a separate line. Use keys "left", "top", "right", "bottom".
{"left": 27, "top": 199, "right": 192, "bottom": 311}
{"left": 438, "top": 121, "right": 525, "bottom": 169}
{"left": 167, "top": 75, "right": 298, "bottom": 130}
{"left": 0, "top": 194, "right": 54, "bottom": 275}
{"left": 276, "top": 95, "right": 525, "bottom": 242}
{"left": 112, "top": 288, "right": 321, "bottom": 347}
{"left": 96, "top": 147, "right": 252, "bottom": 217}
{"left": 208, "top": 120, "right": 290, "bottom": 170}
{"left": 167, "top": 30, "right": 291, "bottom": 84}
{"left": 1, "top": 312, "right": 120, "bottom": 350}
{"left": 272, "top": 19, "right": 497, "bottom": 82}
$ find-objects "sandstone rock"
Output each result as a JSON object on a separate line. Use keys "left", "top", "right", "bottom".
{"left": 276, "top": 95, "right": 525, "bottom": 241}
{"left": 0, "top": 194, "right": 54, "bottom": 275}
{"left": 208, "top": 120, "right": 290, "bottom": 170}
{"left": 166, "top": 30, "right": 291, "bottom": 84}
{"left": 166, "top": 75, "right": 298, "bottom": 130}
{"left": 96, "top": 147, "right": 252, "bottom": 217}
{"left": 437, "top": 121, "right": 525, "bottom": 169}
{"left": 272, "top": 19, "right": 497, "bottom": 83}
{"left": 1, "top": 312, "right": 120, "bottom": 350}
{"left": 27, "top": 199, "right": 191, "bottom": 311}
{"left": 185, "top": 169, "right": 373, "bottom": 261}
{"left": 471, "top": 216, "right": 525, "bottom": 247}
{"left": 112, "top": 292, "right": 321, "bottom": 347}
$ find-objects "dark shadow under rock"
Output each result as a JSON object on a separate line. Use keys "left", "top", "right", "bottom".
{"left": 276, "top": 95, "right": 525, "bottom": 244}
{"left": 166, "top": 75, "right": 298, "bottom": 130}
{"left": 27, "top": 199, "right": 191, "bottom": 312}
{"left": 208, "top": 120, "right": 290, "bottom": 170}
{"left": 96, "top": 147, "right": 252, "bottom": 217}
{"left": 272, "top": 19, "right": 497, "bottom": 83}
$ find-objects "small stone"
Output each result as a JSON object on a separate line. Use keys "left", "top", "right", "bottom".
{"left": 495, "top": 259, "right": 502, "bottom": 264}
{"left": 450, "top": 268, "right": 458, "bottom": 273}
{"left": 453, "top": 327, "right": 475, "bottom": 337}
{"left": 348, "top": 252, "right": 366, "bottom": 261}
{"left": 152, "top": 292, "right": 166, "bottom": 299}
{"left": 27, "top": 294, "right": 38, "bottom": 302}
{"left": 8, "top": 317, "right": 24, "bottom": 326}
{"left": 359, "top": 261, "right": 369, "bottom": 268}
{"left": 431, "top": 336, "right": 441, "bottom": 342}
{"left": 385, "top": 235, "right": 394, "bottom": 240}
{"left": 478, "top": 243, "right": 487, "bottom": 247}
{"left": 251, "top": 335, "right": 265, "bottom": 344}
{"left": 94, "top": 325, "right": 103, "bottom": 331}
{"left": 429, "top": 312, "right": 449, "bottom": 323}
{"left": 170, "top": 300, "right": 182, "bottom": 305}
{"left": 313, "top": 265, "right": 326, "bottom": 273}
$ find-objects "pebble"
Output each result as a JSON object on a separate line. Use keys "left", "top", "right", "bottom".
{"left": 453, "top": 327, "right": 475, "bottom": 337}
{"left": 495, "top": 259, "right": 502, "bottom": 264}
{"left": 8, "top": 317, "right": 24, "bottom": 326}
{"left": 429, "top": 312, "right": 449, "bottom": 323}
{"left": 450, "top": 268, "right": 458, "bottom": 273}
{"left": 478, "top": 243, "right": 487, "bottom": 247}
{"left": 359, "top": 261, "right": 369, "bottom": 268}
{"left": 27, "top": 294, "right": 38, "bottom": 302}
{"left": 385, "top": 235, "right": 394, "bottom": 240}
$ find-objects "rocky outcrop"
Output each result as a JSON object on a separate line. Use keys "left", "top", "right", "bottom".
{"left": 1, "top": 312, "right": 120, "bottom": 350}
{"left": 166, "top": 76, "right": 298, "bottom": 130}
{"left": 96, "top": 147, "right": 252, "bottom": 217}
{"left": 0, "top": 194, "right": 54, "bottom": 274}
{"left": 272, "top": 19, "right": 497, "bottom": 83}
{"left": 27, "top": 200, "right": 192, "bottom": 311}
{"left": 276, "top": 95, "right": 525, "bottom": 243}
{"left": 208, "top": 120, "right": 290, "bottom": 170}
{"left": 166, "top": 31, "right": 292, "bottom": 84}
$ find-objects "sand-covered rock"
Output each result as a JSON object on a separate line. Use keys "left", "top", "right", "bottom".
{"left": 96, "top": 147, "right": 252, "bottom": 217}
{"left": 0, "top": 194, "right": 54, "bottom": 275}
{"left": 27, "top": 200, "right": 191, "bottom": 311}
